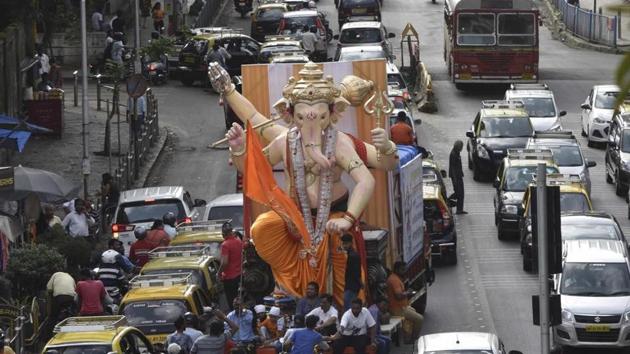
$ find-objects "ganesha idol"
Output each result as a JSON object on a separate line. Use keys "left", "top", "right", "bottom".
{"left": 208, "top": 61, "right": 399, "bottom": 305}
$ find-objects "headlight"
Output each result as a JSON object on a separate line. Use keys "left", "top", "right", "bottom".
{"left": 527, "top": 224, "right": 532, "bottom": 233}
{"left": 478, "top": 145, "right": 489, "bottom": 159}
{"left": 561, "top": 309, "right": 574, "bottom": 322}
{"left": 501, "top": 204, "right": 518, "bottom": 214}
{"left": 624, "top": 310, "right": 630, "bottom": 323}
{"left": 593, "top": 116, "right": 608, "bottom": 124}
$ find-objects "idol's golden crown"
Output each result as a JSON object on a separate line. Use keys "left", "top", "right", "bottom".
{"left": 282, "top": 62, "right": 341, "bottom": 105}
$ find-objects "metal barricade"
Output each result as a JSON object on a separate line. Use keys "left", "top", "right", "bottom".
{"left": 552, "top": 0, "right": 617, "bottom": 47}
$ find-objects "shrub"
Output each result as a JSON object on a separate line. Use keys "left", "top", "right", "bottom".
{"left": 6, "top": 244, "right": 66, "bottom": 298}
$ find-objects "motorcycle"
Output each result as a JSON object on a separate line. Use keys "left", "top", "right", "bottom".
{"left": 234, "top": 0, "right": 253, "bottom": 18}
{"left": 142, "top": 54, "right": 168, "bottom": 85}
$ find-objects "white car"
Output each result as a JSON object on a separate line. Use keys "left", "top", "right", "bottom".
{"left": 198, "top": 193, "right": 244, "bottom": 233}
{"left": 111, "top": 186, "right": 205, "bottom": 254}
{"left": 387, "top": 62, "right": 410, "bottom": 101}
{"left": 417, "top": 332, "right": 523, "bottom": 354}
{"left": 337, "top": 45, "right": 387, "bottom": 61}
{"left": 505, "top": 83, "right": 565, "bottom": 132}
{"left": 333, "top": 21, "right": 394, "bottom": 60}
{"left": 581, "top": 84, "right": 621, "bottom": 147}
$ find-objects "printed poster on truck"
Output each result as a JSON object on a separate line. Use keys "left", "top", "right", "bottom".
{"left": 400, "top": 153, "right": 424, "bottom": 263}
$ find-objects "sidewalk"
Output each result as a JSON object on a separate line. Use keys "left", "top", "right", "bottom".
{"left": 12, "top": 87, "right": 167, "bottom": 200}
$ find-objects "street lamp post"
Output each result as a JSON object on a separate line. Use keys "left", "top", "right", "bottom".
{"left": 80, "top": 0, "right": 90, "bottom": 199}
{"left": 536, "top": 163, "right": 550, "bottom": 354}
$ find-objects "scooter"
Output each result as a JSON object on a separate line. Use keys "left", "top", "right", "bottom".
{"left": 234, "top": 0, "right": 253, "bottom": 18}
{"left": 142, "top": 55, "right": 168, "bottom": 85}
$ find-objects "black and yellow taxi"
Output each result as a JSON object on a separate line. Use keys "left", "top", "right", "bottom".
{"left": 258, "top": 36, "right": 304, "bottom": 63}
{"left": 424, "top": 175, "right": 457, "bottom": 265}
{"left": 119, "top": 273, "right": 211, "bottom": 346}
{"left": 466, "top": 101, "right": 534, "bottom": 181}
{"left": 493, "top": 148, "right": 559, "bottom": 240}
{"left": 139, "top": 245, "right": 222, "bottom": 300}
{"left": 178, "top": 32, "right": 260, "bottom": 86}
{"left": 422, "top": 158, "right": 448, "bottom": 201}
{"left": 250, "top": 3, "right": 289, "bottom": 42}
{"left": 170, "top": 220, "right": 225, "bottom": 247}
{"left": 518, "top": 174, "right": 594, "bottom": 271}
{"left": 42, "top": 316, "right": 153, "bottom": 354}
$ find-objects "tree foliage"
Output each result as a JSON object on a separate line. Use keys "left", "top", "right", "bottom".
{"left": 140, "top": 37, "right": 176, "bottom": 62}
{"left": 6, "top": 244, "right": 66, "bottom": 298}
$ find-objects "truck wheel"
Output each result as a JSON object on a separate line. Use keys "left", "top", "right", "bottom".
{"left": 412, "top": 292, "right": 427, "bottom": 314}
{"left": 522, "top": 254, "right": 532, "bottom": 272}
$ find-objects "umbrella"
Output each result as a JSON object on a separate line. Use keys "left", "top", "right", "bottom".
{"left": 0, "top": 165, "right": 80, "bottom": 202}
{"left": 0, "top": 129, "right": 31, "bottom": 152}
{"left": 0, "top": 114, "right": 52, "bottom": 133}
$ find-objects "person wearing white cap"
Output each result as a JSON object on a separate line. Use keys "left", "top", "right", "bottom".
{"left": 167, "top": 343, "right": 181, "bottom": 354}
{"left": 254, "top": 304, "right": 267, "bottom": 329}
{"left": 260, "top": 306, "right": 285, "bottom": 344}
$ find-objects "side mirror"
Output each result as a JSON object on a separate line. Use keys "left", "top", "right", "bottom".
{"left": 388, "top": 32, "right": 395, "bottom": 38}
{"left": 333, "top": 34, "right": 339, "bottom": 40}
{"left": 581, "top": 103, "right": 591, "bottom": 110}
{"left": 493, "top": 177, "right": 500, "bottom": 189}
{"left": 586, "top": 160, "right": 596, "bottom": 168}
{"left": 466, "top": 131, "right": 474, "bottom": 138}
{"left": 559, "top": 110, "right": 567, "bottom": 117}
{"left": 194, "top": 199, "right": 207, "bottom": 207}
{"left": 441, "top": 170, "right": 447, "bottom": 178}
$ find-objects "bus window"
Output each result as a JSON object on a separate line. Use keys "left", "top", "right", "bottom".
{"left": 498, "top": 13, "right": 535, "bottom": 45}
{"left": 456, "top": 13, "right": 495, "bottom": 45}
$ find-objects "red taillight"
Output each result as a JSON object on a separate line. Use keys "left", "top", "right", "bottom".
{"left": 219, "top": 97, "right": 224, "bottom": 106}
{"left": 147, "top": 63, "right": 157, "bottom": 71}
{"left": 438, "top": 202, "right": 451, "bottom": 229}
{"left": 181, "top": 217, "right": 192, "bottom": 224}
{"left": 403, "top": 92, "right": 410, "bottom": 101}
{"left": 112, "top": 224, "right": 135, "bottom": 233}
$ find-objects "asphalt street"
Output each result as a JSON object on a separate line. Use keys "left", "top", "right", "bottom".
{"left": 143, "top": 0, "right": 630, "bottom": 352}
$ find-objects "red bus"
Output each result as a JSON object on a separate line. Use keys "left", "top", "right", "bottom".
{"left": 444, "top": 0, "right": 539, "bottom": 87}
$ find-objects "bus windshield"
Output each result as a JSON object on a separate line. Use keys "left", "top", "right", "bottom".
{"left": 457, "top": 13, "right": 495, "bottom": 45}
{"left": 498, "top": 13, "right": 535, "bottom": 45}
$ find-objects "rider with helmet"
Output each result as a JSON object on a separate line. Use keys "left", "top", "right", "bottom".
{"left": 97, "top": 249, "right": 126, "bottom": 302}
{"left": 129, "top": 226, "right": 153, "bottom": 267}
{"left": 163, "top": 212, "right": 177, "bottom": 238}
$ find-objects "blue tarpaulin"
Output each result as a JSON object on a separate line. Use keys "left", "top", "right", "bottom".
{"left": 0, "top": 114, "right": 52, "bottom": 133}
{"left": 0, "top": 129, "right": 31, "bottom": 152}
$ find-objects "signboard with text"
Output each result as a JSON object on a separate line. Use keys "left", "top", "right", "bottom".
{"left": 400, "top": 154, "right": 423, "bottom": 263}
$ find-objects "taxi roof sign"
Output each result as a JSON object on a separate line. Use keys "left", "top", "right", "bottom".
{"left": 148, "top": 244, "right": 215, "bottom": 259}
{"left": 177, "top": 220, "right": 231, "bottom": 233}
{"left": 481, "top": 100, "right": 525, "bottom": 110}
{"left": 54, "top": 316, "right": 128, "bottom": 333}
{"left": 509, "top": 83, "right": 549, "bottom": 91}
{"left": 507, "top": 148, "right": 553, "bottom": 161}
{"left": 130, "top": 272, "right": 194, "bottom": 288}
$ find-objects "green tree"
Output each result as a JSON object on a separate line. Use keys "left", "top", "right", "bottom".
{"left": 6, "top": 244, "right": 66, "bottom": 299}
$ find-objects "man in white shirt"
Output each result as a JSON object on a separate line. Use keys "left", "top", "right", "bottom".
{"left": 301, "top": 25, "right": 317, "bottom": 57}
{"left": 333, "top": 298, "right": 377, "bottom": 354}
{"left": 61, "top": 200, "right": 95, "bottom": 238}
{"left": 46, "top": 272, "right": 76, "bottom": 319}
{"left": 306, "top": 293, "right": 338, "bottom": 336}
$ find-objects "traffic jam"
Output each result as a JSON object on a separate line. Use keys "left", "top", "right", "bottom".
{"left": 13, "top": 0, "right": 630, "bottom": 352}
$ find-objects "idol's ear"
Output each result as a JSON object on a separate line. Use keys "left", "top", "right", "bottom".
{"left": 330, "top": 96, "right": 350, "bottom": 123}
{"left": 273, "top": 98, "right": 293, "bottom": 124}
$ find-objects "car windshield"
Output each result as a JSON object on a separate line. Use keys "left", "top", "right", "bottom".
{"left": 623, "top": 130, "right": 630, "bottom": 153}
{"left": 340, "top": 0, "right": 378, "bottom": 8}
{"left": 122, "top": 300, "right": 188, "bottom": 333}
{"left": 45, "top": 345, "right": 112, "bottom": 354}
{"left": 512, "top": 97, "right": 555, "bottom": 117}
{"left": 457, "top": 13, "right": 495, "bottom": 46}
{"left": 281, "top": 16, "right": 316, "bottom": 32}
{"left": 182, "top": 39, "right": 208, "bottom": 55}
{"left": 257, "top": 8, "right": 285, "bottom": 20}
{"left": 340, "top": 28, "right": 382, "bottom": 43}
{"left": 339, "top": 49, "right": 387, "bottom": 61}
{"left": 560, "top": 193, "right": 590, "bottom": 212}
{"left": 142, "top": 268, "right": 209, "bottom": 289}
{"left": 480, "top": 117, "right": 533, "bottom": 138}
{"left": 388, "top": 73, "right": 407, "bottom": 89}
{"left": 504, "top": 166, "right": 558, "bottom": 191}
{"left": 594, "top": 91, "right": 620, "bottom": 109}
{"left": 208, "top": 206, "right": 244, "bottom": 229}
{"left": 561, "top": 262, "right": 630, "bottom": 296}
{"left": 116, "top": 199, "right": 186, "bottom": 224}
{"left": 561, "top": 221, "right": 620, "bottom": 241}
{"left": 547, "top": 145, "right": 583, "bottom": 167}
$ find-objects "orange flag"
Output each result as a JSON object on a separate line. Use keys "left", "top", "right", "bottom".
{"left": 243, "top": 121, "right": 311, "bottom": 247}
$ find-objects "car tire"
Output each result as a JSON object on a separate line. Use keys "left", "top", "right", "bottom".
{"left": 616, "top": 171, "right": 627, "bottom": 196}
{"left": 494, "top": 212, "right": 498, "bottom": 226}
{"left": 497, "top": 223, "right": 506, "bottom": 241}
{"left": 627, "top": 204, "right": 630, "bottom": 220}
{"left": 587, "top": 139, "right": 595, "bottom": 148}
{"left": 467, "top": 152, "right": 473, "bottom": 170}
{"left": 522, "top": 254, "right": 532, "bottom": 272}
{"left": 473, "top": 163, "right": 481, "bottom": 181}
{"left": 446, "top": 248, "right": 457, "bottom": 265}
{"left": 180, "top": 77, "right": 194, "bottom": 86}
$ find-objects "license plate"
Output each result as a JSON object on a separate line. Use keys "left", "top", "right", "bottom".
{"left": 183, "top": 56, "right": 196, "bottom": 64}
{"left": 459, "top": 73, "right": 472, "bottom": 80}
{"left": 585, "top": 324, "right": 610, "bottom": 332}
{"left": 239, "top": 2, "right": 246, "bottom": 5}
{"left": 522, "top": 73, "right": 533, "bottom": 80}
{"left": 147, "top": 334, "right": 168, "bottom": 344}
{"left": 352, "top": 8, "right": 367, "bottom": 14}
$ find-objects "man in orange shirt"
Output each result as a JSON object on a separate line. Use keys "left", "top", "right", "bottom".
{"left": 386, "top": 261, "right": 423, "bottom": 341}
{"left": 389, "top": 111, "right": 415, "bottom": 146}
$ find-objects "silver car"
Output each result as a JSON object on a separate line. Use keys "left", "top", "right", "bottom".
{"left": 526, "top": 131, "right": 596, "bottom": 195}
{"left": 504, "top": 83, "right": 565, "bottom": 132}
{"left": 553, "top": 239, "right": 630, "bottom": 351}
{"left": 333, "top": 21, "right": 394, "bottom": 60}
{"left": 417, "top": 332, "right": 523, "bottom": 354}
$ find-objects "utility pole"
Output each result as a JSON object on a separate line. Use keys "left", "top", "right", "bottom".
{"left": 80, "top": 0, "right": 90, "bottom": 199}
{"left": 135, "top": 0, "right": 141, "bottom": 74}
{"left": 536, "top": 163, "right": 550, "bottom": 354}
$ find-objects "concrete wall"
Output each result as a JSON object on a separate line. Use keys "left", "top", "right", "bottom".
{"left": 49, "top": 32, "right": 107, "bottom": 67}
